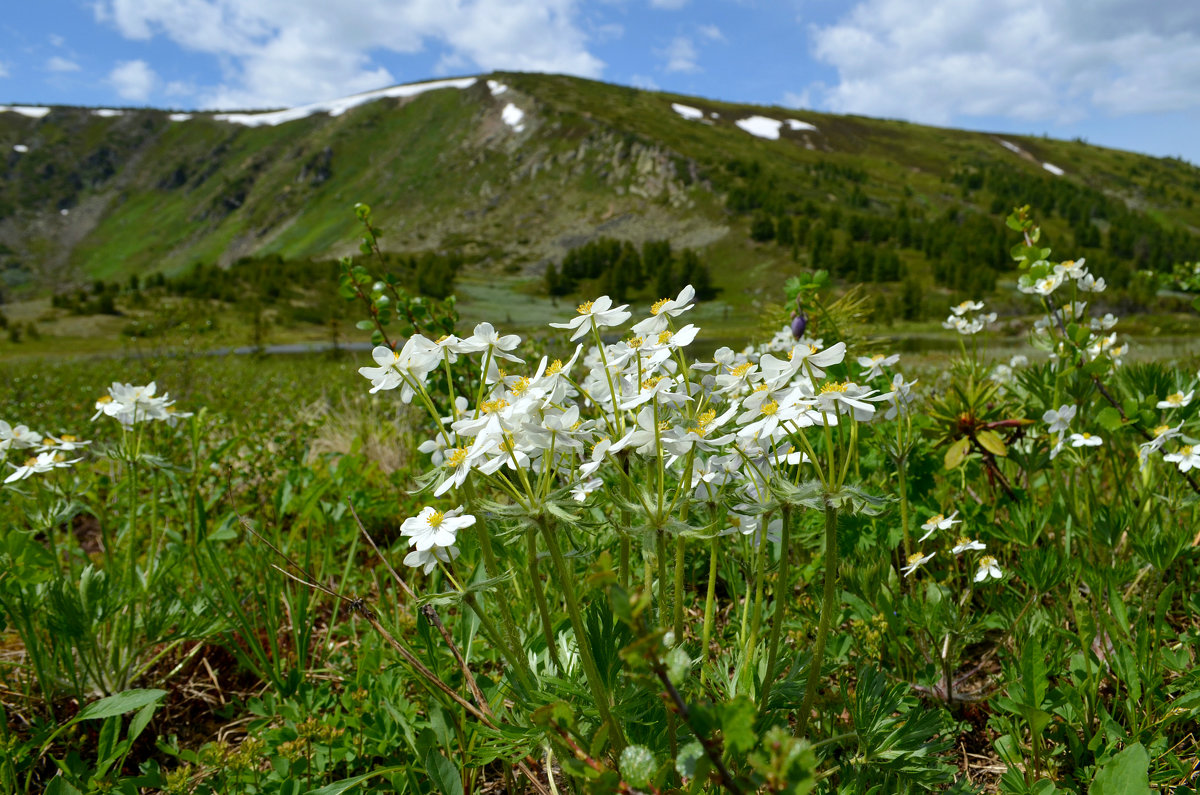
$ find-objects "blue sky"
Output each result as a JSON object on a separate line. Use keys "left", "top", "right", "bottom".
{"left": 3, "top": 0, "right": 1199, "bottom": 163}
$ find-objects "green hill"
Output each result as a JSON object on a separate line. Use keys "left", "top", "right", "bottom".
{"left": 2, "top": 71, "right": 1199, "bottom": 340}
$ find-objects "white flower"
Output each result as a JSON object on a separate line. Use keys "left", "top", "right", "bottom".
{"left": 883, "top": 373, "right": 918, "bottom": 420}
{"left": 400, "top": 506, "right": 476, "bottom": 552}
{"left": 951, "top": 536, "right": 986, "bottom": 555}
{"left": 951, "top": 300, "right": 985, "bottom": 316}
{"left": 4, "top": 451, "right": 82, "bottom": 484}
{"left": 570, "top": 477, "right": 602, "bottom": 502}
{"left": 857, "top": 353, "right": 899, "bottom": 380}
{"left": 1069, "top": 432, "right": 1102, "bottom": 448}
{"left": 37, "top": 434, "right": 91, "bottom": 453}
{"left": 1042, "top": 405, "right": 1076, "bottom": 434}
{"left": 403, "top": 544, "right": 460, "bottom": 575}
{"left": 631, "top": 285, "right": 696, "bottom": 335}
{"left": 974, "top": 555, "right": 1003, "bottom": 582}
{"left": 1077, "top": 273, "right": 1106, "bottom": 293}
{"left": 790, "top": 341, "right": 846, "bottom": 381}
{"left": 0, "top": 421, "right": 42, "bottom": 455}
{"left": 550, "top": 296, "right": 631, "bottom": 341}
{"left": 461, "top": 322, "right": 524, "bottom": 362}
{"left": 1156, "top": 391, "right": 1194, "bottom": 410}
{"left": 919, "top": 511, "right": 960, "bottom": 542}
{"left": 1054, "top": 258, "right": 1087, "bottom": 279}
{"left": 1019, "top": 271, "right": 1064, "bottom": 296}
{"left": 901, "top": 551, "right": 935, "bottom": 577}
{"left": 1164, "top": 445, "right": 1200, "bottom": 473}
{"left": 1009, "top": 355, "right": 1029, "bottom": 368}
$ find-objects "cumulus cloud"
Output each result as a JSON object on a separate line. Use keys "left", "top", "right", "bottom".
{"left": 806, "top": 0, "right": 1200, "bottom": 124}
{"left": 630, "top": 73, "right": 660, "bottom": 90}
{"left": 697, "top": 24, "right": 723, "bottom": 42}
{"left": 661, "top": 36, "right": 700, "bottom": 72}
{"left": 109, "top": 59, "right": 158, "bottom": 101}
{"left": 0, "top": 62, "right": 9, "bottom": 79}
{"left": 47, "top": 56, "right": 82, "bottom": 73}
{"left": 93, "top": 0, "right": 604, "bottom": 109}
{"left": 650, "top": 0, "right": 689, "bottom": 8}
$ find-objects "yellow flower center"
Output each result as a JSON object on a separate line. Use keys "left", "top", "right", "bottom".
{"left": 448, "top": 448, "right": 468, "bottom": 468}
{"left": 1153, "top": 424, "right": 1172, "bottom": 437}
{"left": 641, "top": 376, "right": 664, "bottom": 391}
{"left": 436, "top": 334, "right": 452, "bottom": 344}
{"left": 657, "top": 330, "right": 673, "bottom": 345}
{"left": 906, "top": 553, "right": 924, "bottom": 567}
{"left": 61, "top": 435, "right": 77, "bottom": 443}
{"left": 97, "top": 395, "right": 112, "bottom": 404}
{"left": 627, "top": 336, "right": 644, "bottom": 348}
{"left": 481, "top": 399, "right": 509, "bottom": 414}
{"left": 426, "top": 510, "right": 445, "bottom": 528}
{"left": 928, "top": 514, "right": 944, "bottom": 525}
{"left": 692, "top": 409, "right": 717, "bottom": 436}
{"left": 980, "top": 555, "right": 997, "bottom": 568}
{"left": 23, "top": 457, "right": 37, "bottom": 467}
{"left": 510, "top": 376, "right": 531, "bottom": 396}
{"left": 658, "top": 420, "right": 671, "bottom": 432}
{"left": 730, "top": 362, "right": 752, "bottom": 377}
{"left": 956, "top": 536, "right": 970, "bottom": 546}
{"left": 870, "top": 354, "right": 885, "bottom": 364}
{"left": 1082, "top": 432, "right": 1092, "bottom": 439}
{"left": 1168, "top": 392, "right": 1184, "bottom": 404}
{"left": 820, "top": 381, "right": 849, "bottom": 394}
{"left": 577, "top": 300, "right": 593, "bottom": 315}
{"left": 1181, "top": 445, "right": 1194, "bottom": 457}
{"left": 651, "top": 297, "right": 669, "bottom": 315}
{"left": 761, "top": 401, "right": 779, "bottom": 416}
{"left": 546, "top": 359, "right": 563, "bottom": 376}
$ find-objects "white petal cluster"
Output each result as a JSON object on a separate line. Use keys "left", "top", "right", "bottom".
{"left": 2, "top": 419, "right": 89, "bottom": 484}
{"left": 941, "top": 300, "right": 995, "bottom": 336}
{"left": 91, "top": 382, "right": 192, "bottom": 426}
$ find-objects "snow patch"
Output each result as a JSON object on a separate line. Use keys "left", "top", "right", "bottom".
{"left": 60, "top": 209, "right": 69, "bottom": 216}
{"left": 672, "top": 103, "right": 704, "bottom": 121}
{"left": 785, "top": 119, "right": 818, "bottom": 132}
{"left": 92, "top": 109, "right": 124, "bottom": 118}
{"left": 0, "top": 105, "right": 51, "bottom": 119}
{"left": 998, "top": 139, "right": 1024, "bottom": 154}
{"left": 735, "top": 115, "right": 783, "bottom": 140}
{"left": 487, "top": 80, "right": 508, "bottom": 96}
{"left": 501, "top": 102, "right": 525, "bottom": 132}
{"left": 12, "top": 144, "right": 28, "bottom": 153}
{"left": 710, "top": 112, "right": 719, "bottom": 118}
{"left": 168, "top": 113, "right": 192, "bottom": 122}
{"left": 212, "top": 77, "right": 478, "bottom": 127}
{"left": 1042, "top": 162, "right": 1065, "bottom": 176}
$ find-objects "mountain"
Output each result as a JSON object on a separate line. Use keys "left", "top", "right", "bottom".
{"left": 2, "top": 72, "right": 1199, "bottom": 316}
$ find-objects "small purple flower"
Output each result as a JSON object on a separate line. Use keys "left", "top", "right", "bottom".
{"left": 790, "top": 311, "right": 808, "bottom": 339}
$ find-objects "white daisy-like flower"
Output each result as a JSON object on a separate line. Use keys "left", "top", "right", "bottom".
{"left": 857, "top": 353, "right": 899, "bottom": 380}
{"left": 1164, "top": 445, "right": 1200, "bottom": 473}
{"left": 1069, "top": 432, "right": 1102, "bottom": 448}
{"left": 919, "top": 510, "right": 960, "bottom": 542}
{"left": 400, "top": 506, "right": 476, "bottom": 552}
{"left": 403, "top": 544, "right": 460, "bottom": 575}
{"left": 549, "top": 295, "right": 631, "bottom": 341}
{"left": 1042, "top": 405, "right": 1076, "bottom": 435}
{"left": 4, "top": 451, "right": 82, "bottom": 484}
{"left": 951, "top": 536, "right": 986, "bottom": 555}
{"left": 631, "top": 284, "right": 696, "bottom": 335}
{"left": 1156, "top": 391, "right": 1194, "bottom": 410}
{"left": 974, "top": 556, "right": 1003, "bottom": 582}
{"left": 951, "top": 300, "right": 985, "bottom": 316}
{"left": 570, "top": 477, "right": 602, "bottom": 502}
{"left": 901, "top": 551, "right": 935, "bottom": 577}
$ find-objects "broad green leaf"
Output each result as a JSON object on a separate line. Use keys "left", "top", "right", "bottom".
{"left": 976, "top": 430, "right": 1007, "bottom": 457}
{"left": 1091, "top": 743, "right": 1150, "bottom": 795}
{"left": 76, "top": 689, "right": 167, "bottom": 722}
{"left": 944, "top": 438, "right": 970, "bottom": 470}
{"left": 1096, "top": 407, "right": 1124, "bottom": 432}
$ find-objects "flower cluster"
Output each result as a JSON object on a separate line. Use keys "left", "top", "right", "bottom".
{"left": 904, "top": 508, "right": 1002, "bottom": 583}
{"left": 362, "top": 285, "right": 909, "bottom": 574}
{"left": 941, "top": 300, "right": 996, "bottom": 336}
{"left": 91, "top": 382, "right": 192, "bottom": 426}
{"left": 1, "top": 419, "right": 89, "bottom": 484}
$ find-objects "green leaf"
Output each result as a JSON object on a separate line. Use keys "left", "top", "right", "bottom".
{"left": 1096, "top": 407, "right": 1124, "bottom": 433}
{"left": 421, "top": 743, "right": 462, "bottom": 795}
{"left": 76, "top": 689, "right": 167, "bottom": 722}
{"left": 355, "top": 319, "right": 375, "bottom": 331}
{"left": 308, "top": 768, "right": 407, "bottom": 795}
{"left": 44, "top": 776, "right": 83, "bottom": 795}
{"left": 1091, "top": 743, "right": 1150, "bottom": 795}
{"left": 944, "top": 438, "right": 970, "bottom": 470}
{"left": 976, "top": 430, "right": 1007, "bottom": 457}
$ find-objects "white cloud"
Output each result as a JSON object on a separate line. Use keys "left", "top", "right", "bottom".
{"left": 661, "top": 35, "right": 699, "bottom": 72}
{"left": 697, "top": 24, "right": 723, "bottom": 42}
{"left": 109, "top": 59, "right": 158, "bottom": 101}
{"left": 650, "top": 0, "right": 688, "bottom": 8}
{"left": 807, "top": 0, "right": 1200, "bottom": 124}
{"left": 93, "top": 0, "right": 605, "bottom": 109}
{"left": 47, "top": 56, "right": 82, "bottom": 73}
{"left": 49, "top": 34, "right": 66, "bottom": 47}
{"left": 630, "top": 73, "right": 659, "bottom": 90}
{"left": 783, "top": 89, "right": 812, "bottom": 109}
{"left": 0, "top": 62, "right": 8, "bottom": 79}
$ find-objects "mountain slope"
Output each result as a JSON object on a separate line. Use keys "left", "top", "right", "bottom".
{"left": 2, "top": 72, "right": 1199, "bottom": 307}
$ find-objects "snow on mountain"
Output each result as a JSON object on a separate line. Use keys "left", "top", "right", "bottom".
{"left": 1042, "top": 162, "right": 1065, "bottom": 176}
{"left": 736, "top": 116, "right": 784, "bottom": 140}
{"left": 211, "top": 77, "right": 478, "bottom": 128}
{"left": 12, "top": 144, "right": 28, "bottom": 153}
{"left": 501, "top": 102, "right": 525, "bottom": 132}
{"left": 0, "top": 105, "right": 52, "bottom": 118}
{"left": 672, "top": 103, "right": 704, "bottom": 121}
{"left": 487, "top": 80, "right": 509, "bottom": 96}
{"left": 785, "top": 119, "right": 817, "bottom": 132}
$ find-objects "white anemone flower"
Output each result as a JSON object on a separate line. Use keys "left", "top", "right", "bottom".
{"left": 1156, "top": 391, "right": 1194, "bottom": 410}
{"left": 919, "top": 511, "right": 960, "bottom": 542}
{"left": 400, "top": 506, "right": 476, "bottom": 552}
{"left": 4, "top": 451, "right": 82, "bottom": 484}
{"left": 1042, "top": 405, "right": 1076, "bottom": 434}
{"left": 37, "top": 434, "right": 91, "bottom": 453}
{"left": 631, "top": 285, "right": 696, "bottom": 335}
{"left": 974, "top": 556, "right": 1003, "bottom": 582}
{"left": 1164, "top": 445, "right": 1200, "bottom": 473}
{"left": 857, "top": 353, "right": 900, "bottom": 380}
{"left": 900, "top": 551, "right": 935, "bottom": 577}
{"left": 550, "top": 296, "right": 631, "bottom": 341}
{"left": 461, "top": 321, "right": 524, "bottom": 362}
{"left": 0, "top": 421, "right": 42, "bottom": 454}
{"left": 951, "top": 300, "right": 985, "bottom": 316}
{"left": 570, "top": 477, "right": 602, "bottom": 502}
{"left": 1077, "top": 273, "right": 1106, "bottom": 292}
{"left": 951, "top": 536, "right": 986, "bottom": 555}
{"left": 403, "top": 544, "right": 460, "bottom": 575}
{"left": 791, "top": 341, "right": 846, "bottom": 381}
{"left": 1069, "top": 432, "right": 1102, "bottom": 448}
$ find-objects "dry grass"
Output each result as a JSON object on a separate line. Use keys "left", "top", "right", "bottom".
{"left": 301, "top": 392, "right": 420, "bottom": 475}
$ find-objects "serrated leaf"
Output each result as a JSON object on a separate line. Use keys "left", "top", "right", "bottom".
{"left": 976, "top": 430, "right": 1007, "bottom": 457}
{"left": 1096, "top": 407, "right": 1124, "bottom": 433}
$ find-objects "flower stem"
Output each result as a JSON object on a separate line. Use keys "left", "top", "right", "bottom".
{"left": 526, "top": 528, "right": 562, "bottom": 673}
{"left": 700, "top": 537, "right": 719, "bottom": 685}
{"left": 760, "top": 504, "right": 792, "bottom": 713}
{"left": 798, "top": 501, "right": 838, "bottom": 736}
{"left": 538, "top": 515, "right": 625, "bottom": 751}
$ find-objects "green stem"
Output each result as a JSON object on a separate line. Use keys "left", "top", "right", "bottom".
{"left": 761, "top": 504, "right": 792, "bottom": 713}
{"left": 745, "top": 512, "right": 771, "bottom": 667}
{"left": 699, "top": 537, "right": 719, "bottom": 685}
{"left": 798, "top": 501, "right": 838, "bottom": 737}
{"left": 672, "top": 536, "right": 686, "bottom": 644}
{"left": 526, "top": 528, "right": 563, "bottom": 673}
{"left": 538, "top": 515, "right": 625, "bottom": 751}
{"left": 656, "top": 529, "right": 669, "bottom": 627}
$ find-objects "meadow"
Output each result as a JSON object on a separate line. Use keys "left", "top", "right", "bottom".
{"left": 2, "top": 206, "right": 1199, "bottom": 794}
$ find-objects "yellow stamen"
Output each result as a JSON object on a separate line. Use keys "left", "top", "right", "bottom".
{"left": 657, "top": 330, "right": 673, "bottom": 345}
{"left": 730, "top": 362, "right": 752, "bottom": 377}
{"left": 820, "top": 381, "right": 849, "bottom": 393}
{"left": 481, "top": 399, "right": 509, "bottom": 414}
{"left": 761, "top": 401, "right": 779, "bottom": 416}
{"left": 906, "top": 553, "right": 924, "bottom": 567}
{"left": 651, "top": 297, "right": 669, "bottom": 315}
{"left": 546, "top": 359, "right": 563, "bottom": 376}
{"left": 577, "top": 300, "right": 593, "bottom": 315}
{"left": 510, "top": 376, "right": 530, "bottom": 396}
{"left": 627, "top": 336, "right": 644, "bottom": 348}
{"left": 448, "top": 448, "right": 468, "bottom": 468}
{"left": 426, "top": 510, "right": 446, "bottom": 528}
